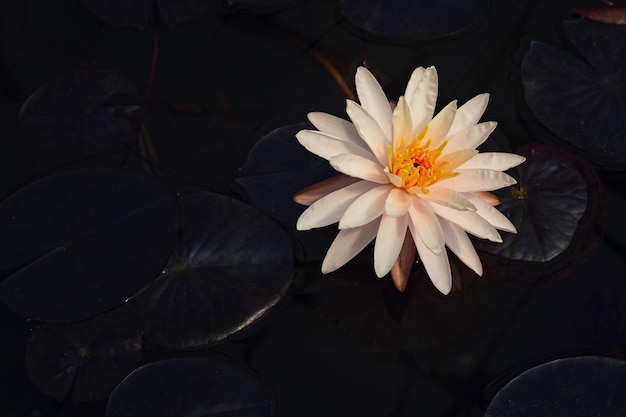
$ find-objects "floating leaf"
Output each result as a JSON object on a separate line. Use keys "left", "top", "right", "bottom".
{"left": 340, "top": 0, "right": 486, "bottom": 42}
{"left": 0, "top": 168, "right": 179, "bottom": 322}
{"left": 129, "top": 192, "right": 293, "bottom": 349}
{"left": 105, "top": 357, "right": 273, "bottom": 417}
{"left": 26, "top": 306, "right": 142, "bottom": 403}
{"left": 79, "top": 0, "right": 220, "bottom": 29}
{"left": 237, "top": 123, "right": 336, "bottom": 226}
{"left": 19, "top": 70, "right": 143, "bottom": 157}
{"left": 475, "top": 144, "right": 603, "bottom": 283}
{"left": 484, "top": 356, "right": 626, "bottom": 416}
{"left": 521, "top": 18, "right": 626, "bottom": 169}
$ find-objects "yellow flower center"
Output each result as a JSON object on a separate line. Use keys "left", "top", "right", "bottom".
{"left": 386, "top": 125, "right": 458, "bottom": 193}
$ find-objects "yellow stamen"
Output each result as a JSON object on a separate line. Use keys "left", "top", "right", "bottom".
{"left": 386, "top": 125, "right": 458, "bottom": 191}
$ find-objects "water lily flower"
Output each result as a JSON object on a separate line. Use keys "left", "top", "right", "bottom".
{"left": 294, "top": 66, "right": 525, "bottom": 294}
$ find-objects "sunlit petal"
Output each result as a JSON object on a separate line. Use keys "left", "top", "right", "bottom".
{"left": 431, "top": 203, "right": 502, "bottom": 242}
{"left": 346, "top": 100, "right": 390, "bottom": 165}
{"left": 443, "top": 121, "right": 497, "bottom": 155}
{"left": 392, "top": 96, "right": 412, "bottom": 152}
{"left": 409, "top": 221, "right": 452, "bottom": 294}
{"left": 404, "top": 66, "right": 426, "bottom": 102}
{"left": 297, "top": 180, "right": 378, "bottom": 230}
{"left": 428, "top": 100, "right": 457, "bottom": 148}
{"left": 322, "top": 219, "right": 380, "bottom": 274}
{"left": 339, "top": 184, "right": 391, "bottom": 229}
{"left": 448, "top": 93, "right": 489, "bottom": 137}
{"left": 294, "top": 175, "right": 361, "bottom": 206}
{"left": 407, "top": 198, "right": 444, "bottom": 254}
{"left": 439, "top": 219, "right": 483, "bottom": 276}
{"left": 419, "top": 187, "right": 476, "bottom": 211}
{"left": 296, "top": 130, "right": 377, "bottom": 161}
{"left": 459, "top": 152, "right": 526, "bottom": 171}
{"left": 385, "top": 188, "right": 412, "bottom": 218}
{"left": 464, "top": 192, "right": 517, "bottom": 233}
{"left": 330, "top": 153, "right": 389, "bottom": 184}
{"left": 307, "top": 112, "right": 366, "bottom": 149}
{"left": 437, "top": 169, "right": 516, "bottom": 192}
{"left": 408, "top": 66, "right": 438, "bottom": 137}
{"left": 355, "top": 67, "right": 393, "bottom": 141}
{"left": 374, "top": 214, "right": 408, "bottom": 277}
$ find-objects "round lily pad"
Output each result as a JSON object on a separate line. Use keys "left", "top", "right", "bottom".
{"left": 340, "top": 0, "right": 487, "bottom": 42}
{"left": 0, "top": 168, "right": 179, "bottom": 322}
{"left": 26, "top": 305, "right": 142, "bottom": 403}
{"left": 129, "top": 192, "right": 293, "bottom": 349}
{"left": 521, "top": 18, "right": 626, "bottom": 169}
{"left": 79, "top": 0, "right": 219, "bottom": 29}
{"left": 105, "top": 357, "right": 273, "bottom": 417}
{"left": 484, "top": 356, "right": 626, "bottom": 417}
{"left": 19, "top": 70, "right": 143, "bottom": 157}
{"left": 236, "top": 123, "right": 336, "bottom": 226}
{"left": 475, "top": 144, "right": 603, "bottom": 283}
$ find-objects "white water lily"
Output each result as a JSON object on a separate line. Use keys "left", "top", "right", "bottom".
{"left": 294, "top": 66, "right": 525, "bottom": 294}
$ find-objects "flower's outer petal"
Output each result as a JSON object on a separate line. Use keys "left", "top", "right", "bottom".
{"left": 437, "top": 149, "right": 478, "bottom": 172}
{"left": 374, "top": 214, "right": 409, "bottom": 278}
{"left": 339, "top": 184, "right": 391, "bottom": 229}
{"left": 473, "top": 191, "right": 500, "bottom": 206}
{"left": 443, "top": 122, "right": 497, "bottom": 155}
{"left": 409, "top": 221, "right": 452, "bottom": 294}
{"left": 407, "top": 198, "right": 444, "bottom": 254}
{"left": 464, "top": 192, "right": 517, "bottom": 233}
{"left": 431, "top": 203, "right": 502, "bottom": 242}
{"left": 355, "top": 67, "right": 393, "bottom": 141}
{"left": 322, "top": 219, "right": 379, "bottom": 274}
{"left": 408, "top": 66, "right": 438, "bottom": 138}
{"left": 428, "top": 100, "right": 457, "bottom": 149}
{"left": 307, "top": 112, "right": 366, "bottom": 149}
{"left": 392, "top": 96, "right": 412, "bottom": 153}
{"left": 330, "top": 153, "right": 389, "bottom": 184}
{"left": 294, "top": 175, "right": 361, "bottom": 206}
{"left": 385, "top": 188, "right": 412, "bottom": 218}
{"left": 296, "top": 130, "right": 377, "bottom": 161}
{"left": 458, "top": 152, "right": 526, "bottom": 171}
{"left": 404, "top": 67, "right": 425, "bottom": 102}
{"left": 390, "top": 231, "right": 417, "bottom": 292}
{"left": 297, "top": 180, "right": 378, "bottom": 230}
{"left": 437, "top": 169, "right": 517, "bottom": 192}
{"left": 448, "top": 93, "right": 489, "bottom": 137}
{"left": 346, "top": 100, "right": 390, "bottom": 165}
{"left": 439, "top": 219, "right": 483, "bottom": 276}
{"left": 419, "top": 187, "right": 476, "bottom": 211}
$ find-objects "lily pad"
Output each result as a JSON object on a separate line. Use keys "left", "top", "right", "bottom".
{"left": 79, "top": 0, "right": 220, "bottom": 29}
{"left": 236, "top": 123, "right": 336, "bottom": 226}
{"left": 19, "top": 70, "right": 143, "bottom": 157}
{"left": 105, "top": 357, "right": 273, "bottom": 417}
{"left": 129, "top": 192, "right": 293, "bottom": 349}
{"left": 0, "top": 168, "right": 179, "bottom": 322}
{"left": 521, "top": 18, "right": 626, "bottom": 169}
{"left": 484, "top": 356, "right": 626, "bottom": 416}
{"left": 340, "top": 0, "right": 487, "bottom": 42}
{"left": 475, "top": 144, "right": 603, "bottom": 283}
{"left": 25, "top": 305, "right": 142, "bottom": 403}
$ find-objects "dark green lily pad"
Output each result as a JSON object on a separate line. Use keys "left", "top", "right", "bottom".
{"left": 0, "top": 168, "right": 179, "bottom": 322}
{"left": 484, "top": 356, "right": 626, "bottom": 416}
{"left": 26, "top": 305, "right": 142, "bottom": 403}
{"left": 105, "top": 357, "right": 273, "bottom": 417}
{"left": 521, "top": 18, "right": 626, "bottom": 169}
{"left": 340, "top": 0, "right": 487, "bottom": 42}
{"left": 236, "top": 123, "right": 336, "bottom": 226}
{"left": 475, "top": 144, "right": 603, "bottom": 283}
{"left": 19, "top": 70, "right": 143, "bottom": 157}
{"left": 79, "top": 0, "right": 219, "bottom": 29}
{"left": 129, "top": 192, "right": 293, "bottom": 350}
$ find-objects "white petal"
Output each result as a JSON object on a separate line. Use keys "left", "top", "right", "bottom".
{"left": 430, "top": 203, "right": 502, "bottom": 242}
{"left": 294, "top": 175, "right": 361, "bottom": 206}
{"left": 443, "top": 122, "right": 497, "bottom": 155}
{"left": 374, "top": 214, "right": 408, "bottom": 277}
{"left": 307, "top": 112, "right": 366, "bottom": 149}
{"left": 329, "top": 153, "right": 389, "bottom": 184}
{"left": 297, "top": 180, "right": 378, "bottom": 230}
{"left": 392, "top": 96, "right": 412, "bottom": 152}
{"left": 419, "top": 187, "right": 476, "bottom": 211}
{"left": 459, "top": 152, "right": 526, "bottom": 171}
{"left": 339, "top": 184, "right": 391, "bottom": 229}
{"left": 448, "top": 93, "right": 490, "bottom": 137}
{"left": 428, "top": 100, "right": 457, "bottom": 148}
{"left": 437, "top": 169, "right": 517, "bottom": 192}
{"left": 346, "top": 100, "right": 390, "bottom": 165}
{"left": 296, "top": 130, "right": 377, "bottom": 161}
{"left": 355, "top": 67, "right": 393, "bottom": 141}
{"left": 322, "top": 219, "right": 379, "bottom": 274}
{"left": 407, "top": 198, "right": 444, "bottom": 254}
{"left": 408, "top": 66, "right": 438, "bottom": 138}
{"left": 439, "top": 219, "right": 482, "bottom": 276}
{"left": 464, "top": 193, "right": 517, "bottom": 233}
{"left": 409, "top": 221, "right": 452, "bottom": 294}
{"left": 404, "top": 67, "right": 425, "bottom": 102}
{"left": 385, "top": 188, "right": 411, "bottom": 218}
